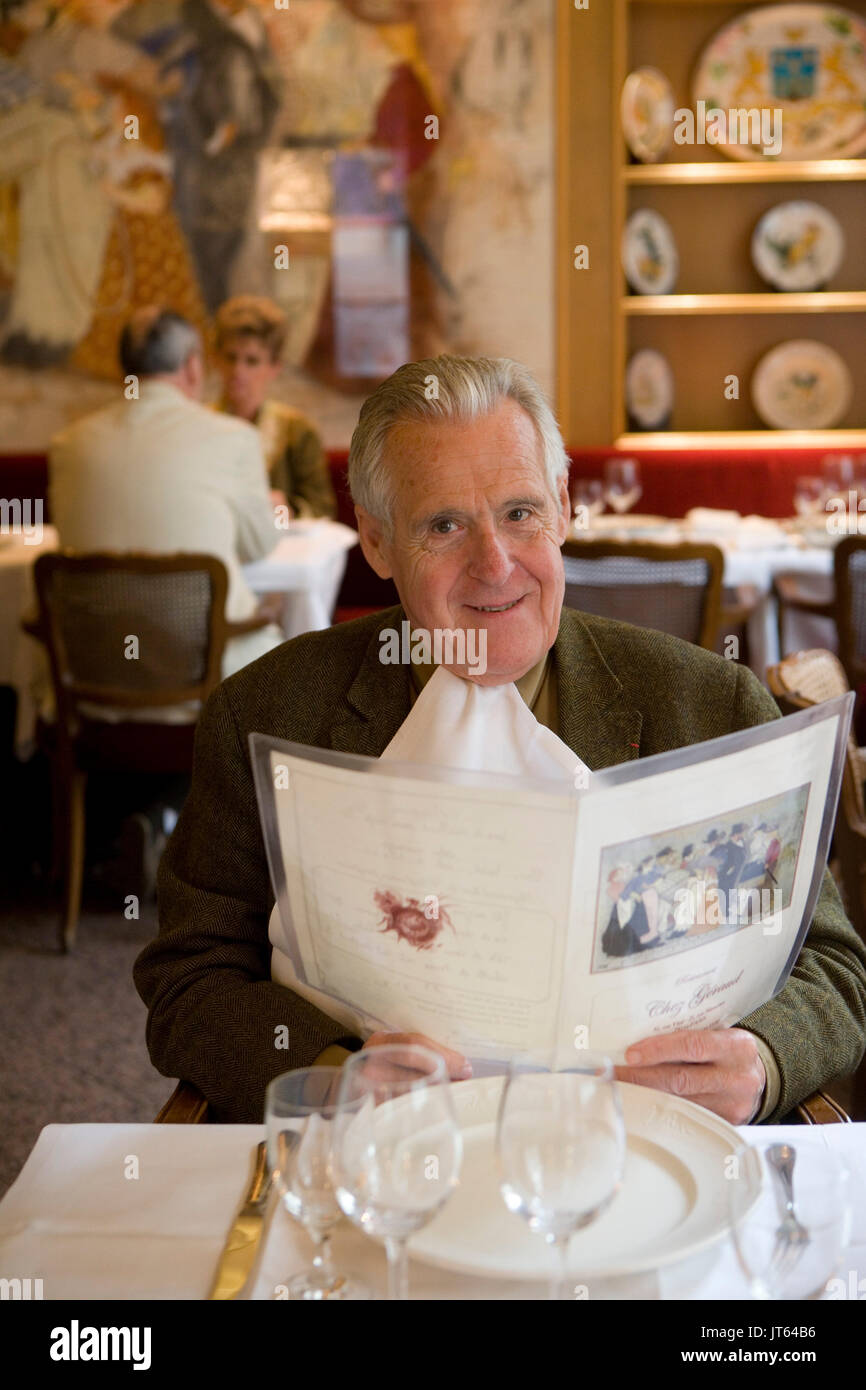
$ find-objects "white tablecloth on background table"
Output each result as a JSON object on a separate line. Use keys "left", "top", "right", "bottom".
{"left": 242, "top": 521, "right": 358, "bottom": 639}
{"left": 0, "top": 522, "right": 359, "bottom": 755}
{"left": 0, "top": 526, "right": 57, "bottom": 753}
{"left": 0, "top": 1121, "right": 863, "bottom": 1301}
{"left": 569, "top": 516, "right": 836, "bottom": 679}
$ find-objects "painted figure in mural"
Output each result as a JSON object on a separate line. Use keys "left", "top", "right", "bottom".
{"left": 0, "top": 0, "right": 206, "bottom": 371}
{"left": 157, "top": 0, "right": 283, "bottom": 313}
{"left": 0, "top": 0, "right": 137, "bottom": 363}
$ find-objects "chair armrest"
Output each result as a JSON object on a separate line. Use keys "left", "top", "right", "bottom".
{"left": 772, "top": 574, "right": 834, "bottom": 618}
{"left": 224, "top": 613, "right": 273, "bottom": 639}
{"left": 794, "top": 1090, "right": 851, "bottom": 1124}
{"left": 154, "top": 1080, "right": 210, "bottom": 1124}
{"left": 20, "top": 614, "right": 46, "bottom": 642}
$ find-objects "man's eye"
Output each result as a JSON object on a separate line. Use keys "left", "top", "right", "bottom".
{"left": 431, "top": 519, "right": 458, "bottom": 535}
{"left": 507, "top": 507, "right": 532, "bottom": 522}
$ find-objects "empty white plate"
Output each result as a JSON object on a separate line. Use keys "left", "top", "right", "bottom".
{"left": 410, "top": 1076, "right": 758, "bottom": 1280}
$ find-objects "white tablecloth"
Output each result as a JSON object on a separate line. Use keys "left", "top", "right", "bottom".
{"left": 242, "top": 520, "right": 358, "bottom": 638}
{"left": 0, "top": 527, "right": 57, "bottom": 753}
{"left": 0, "top": 522, "right": 359, "bottom": 755}
{"left": 0, "top": 1121, "right": 863, "bottom": 1301}
{"left": 569, "top": 517, "right": 836, "bottom": 679}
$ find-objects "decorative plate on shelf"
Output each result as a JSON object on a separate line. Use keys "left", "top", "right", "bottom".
{"left": 751, "top": 339, "right": 852, "bottom": 428}
{"left": 751, "top": 201, "right": 845, "bottom": 290}
{"left": 692, "top": 4, "right": 866, "bottom": 160}
{"left": 621, "top": 209, "right": 679, "bottom": 295}
{"left": 625, "top": 349, "right": 675, "bottom": 429}
{"left": 621, "top": 67, "right": 676, "bottom": 162}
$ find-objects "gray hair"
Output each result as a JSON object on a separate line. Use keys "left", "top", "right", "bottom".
{"left": 119, "top": 309, "right": 201, "bottom": 378}
{"left": 348, "top": 355, "right": 570, "bottom": 534}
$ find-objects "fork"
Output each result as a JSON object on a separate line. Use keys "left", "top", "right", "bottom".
{"left": 766, "top": 1143, "right": 810, "bottom": 1281}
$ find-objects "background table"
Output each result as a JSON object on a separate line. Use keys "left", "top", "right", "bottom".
{"left": 0, "top": 522, "right": 359, "bottom": 756}
{"left": 569, "top": 515, "right": 837, "bottom": 678}
{"left": 0, "top": 1120, "right": 863, "bottom": 1301}
{"left": 0, "top": 527, "right": 57, "bottom": 753}
{"left": 242, "top": 520, "right": 358, "bottom": 638}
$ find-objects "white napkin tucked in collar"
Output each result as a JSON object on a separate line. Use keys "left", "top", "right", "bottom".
{"left": 269, "top": 665, "right": 590, "bottom": 1026}
{"left": 380, "top": 663, "right": 588, "bottom": 781}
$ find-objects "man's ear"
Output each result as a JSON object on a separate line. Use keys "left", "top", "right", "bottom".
{"left": 555, "top": 476, "right": 571, "bottom": 542}
{"left": 355, "top": 505, "right": 394, "bottom": 580}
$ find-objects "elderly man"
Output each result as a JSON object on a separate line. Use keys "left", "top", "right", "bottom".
{"left": 134, "top": 354, "right": 866, "bottom": 1125}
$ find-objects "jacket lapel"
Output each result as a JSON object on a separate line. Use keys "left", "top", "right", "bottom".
{"left": 328, "top": 607, "right": 414, "bottom": 756}
{"left": 554, "top": 609, "right": 643, "bottom": 771}
{"left": 326, "top": 604, "right": 643, "bottom": 770}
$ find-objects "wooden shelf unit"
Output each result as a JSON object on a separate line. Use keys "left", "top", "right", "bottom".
{"left": 554, "top": 0, "right": 866, "bottom": 445}
{"left": 623, "top": 292, "right": 866, "bottom": 315}
{"left": 624, "top": 160, "right": 866, "bottom": 184}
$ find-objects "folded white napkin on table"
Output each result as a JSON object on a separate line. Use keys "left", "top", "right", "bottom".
{"left": 269, "top": 664, "right": 591, "bottom": 1023}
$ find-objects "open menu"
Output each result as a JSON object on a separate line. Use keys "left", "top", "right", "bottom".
{"left": 251, "top": 695, "right": 852, "bottom": 1066}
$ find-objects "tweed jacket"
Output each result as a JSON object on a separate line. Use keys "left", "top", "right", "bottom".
{"left": 134, "top": 606, "right": 866, "bottom": 1123}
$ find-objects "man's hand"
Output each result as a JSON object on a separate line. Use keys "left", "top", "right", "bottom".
{"left": 361, "top": 1031, "right": 472, "bottom": 1084}
{"left": 615, "top": 1028, "right": 766, "bottom": 1125}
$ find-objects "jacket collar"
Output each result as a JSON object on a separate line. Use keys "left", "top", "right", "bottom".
{"left": 329, "top": 607, "right": 414, "bottom": 756}
{"left": 328, "top": 604, "right": 643, "bottom": 769}
{"left": 552, "top": 608, "right": 643, "bottom": 770}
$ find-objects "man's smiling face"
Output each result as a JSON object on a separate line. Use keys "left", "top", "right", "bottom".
{"left": 356, "top": 399, "right": 571, "bottom": 685}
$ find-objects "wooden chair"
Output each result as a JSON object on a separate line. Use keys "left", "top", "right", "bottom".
{"left": 561, "top": 539, "right": 724, "bottom": 650}
{"left": 767, "top": 648, "right": 866, "bottom": 943}
{"left": 773, "top": 536, "right": 866, "bottom": 686}
{"left": 155, "top": 1080, "right": 211, "bottom": 1124}
{"left": 25, "top": 551, "right": 270, "bottom": 952}
{"left": 151, "top": 1078, "right": 849, "bottom": 1125}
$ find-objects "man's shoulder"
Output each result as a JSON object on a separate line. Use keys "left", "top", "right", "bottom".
{"left": 216, "top": 605, "right": 402, "bottom": 738}
{"left": 557, "top": 606, "right": 778, "bottom": 742}
{"left": 49, "top": 400, "right": 123, "bottom": 454}
{"left": 559, "top": 606, "right": 736, "bottom": 686}
{"left": 180, "top": 398, "right": 261, "bottom": 446}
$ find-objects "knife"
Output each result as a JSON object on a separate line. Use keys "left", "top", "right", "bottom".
{"left": 209, "top": 1141, "right": 275, "bottom": 1300}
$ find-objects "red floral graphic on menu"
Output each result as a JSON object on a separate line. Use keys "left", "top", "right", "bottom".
{"left": 374, "top": 891, "right": 454, "bottom": 951}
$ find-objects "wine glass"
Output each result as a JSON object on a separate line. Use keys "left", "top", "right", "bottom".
{"left": 496, "top": 1054, "right": 626, "bottom": 1300}
{"left": 821, "top": 454, "right": 855, "bottom": 507}
{"left": 265, "top": 1068, "right": 370, "bottom": 1300}
{"left": 603, "top": 459, "right": 642, "bottom": 515}
{"left": 572, "top": 478, "right": 605, "bottom": 531}
{"left": 331, "top": 1044, "right": 463, "bottom": 1301}
{"left": 727, "top": 1141, "right": 851, "bottom": 1300}
{"left": 793, "top": 475, "right": 825, "bottom": 519}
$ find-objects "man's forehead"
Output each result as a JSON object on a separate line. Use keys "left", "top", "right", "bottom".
{"left": 385, "top": 406, "right": 547, "bottom": 509}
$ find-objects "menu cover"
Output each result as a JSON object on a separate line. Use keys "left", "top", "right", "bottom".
{"left": 251, "top": 695, "right": 852, "bottom": 1067}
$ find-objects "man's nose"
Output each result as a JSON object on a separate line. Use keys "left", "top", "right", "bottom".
{"left": 466, "top": 529, "right": 514, "bottom": 585}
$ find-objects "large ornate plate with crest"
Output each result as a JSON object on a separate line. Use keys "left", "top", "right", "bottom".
{"left": 692, "top": 4, "right": 866, "bottom": 160}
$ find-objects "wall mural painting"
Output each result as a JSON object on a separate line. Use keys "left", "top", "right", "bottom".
{"left": 0, "top": 0, "right": 553, "bottom": 448}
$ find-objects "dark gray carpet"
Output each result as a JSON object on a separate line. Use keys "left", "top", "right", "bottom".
{"left": 0, "top": 897, "right": 172, "bottom": 1199}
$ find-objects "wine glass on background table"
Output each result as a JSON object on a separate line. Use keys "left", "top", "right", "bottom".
{"left": 792, "top": 476, "right": 826, "bottom": 519}
{"left": 728, "top": 1141, "right": 851, "bottom": 1300}
{"left": 332, "top": 1044, "right": 463, "bottom": 1301}
{"left": 603, "top": 459, "right": 642, "bottom": 515}
{"left": 496, "top": 1055, "right": 626, "bottom": 1301}
{"left": 265, "top": 1068, "right": 370, "bottom": 1300}
{"left": 571, "top": 478, "right": 605, "bottom": 531}
{"left": 821, "top": 454, "right": 855, "bottom": 507}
